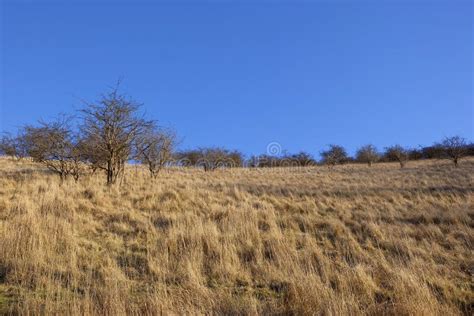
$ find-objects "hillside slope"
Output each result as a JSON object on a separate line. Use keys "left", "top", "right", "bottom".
{"left": 0, "top": 158, "right": 473, "bottom": 315}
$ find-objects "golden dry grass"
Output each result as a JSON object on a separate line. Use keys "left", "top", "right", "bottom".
{"left": 0, "top": 157, "right": 473, "bottom": 315}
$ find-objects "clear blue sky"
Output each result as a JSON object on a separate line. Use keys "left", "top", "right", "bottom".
{"left": 1, "top": 0, "right": 473, "bottom": 157}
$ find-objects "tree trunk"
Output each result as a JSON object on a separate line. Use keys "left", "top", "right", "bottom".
{"left": 59, "top": 172, "right": 66, "bottom": 185}
{"left": 107, "top": 160, "right": 113, "bottom": 185}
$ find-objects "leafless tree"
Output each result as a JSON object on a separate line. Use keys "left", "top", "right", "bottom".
{"left": 176, "top": 147, "right": 243, "bottom": 171}
{"left": 0, "top": 134, "right": 18, "bottom": 159}
{"left": 174, "top": 149, "right": 201, "bottom": 167}
{"left": 320, "top": 145, "right": 348, "bottom": 167}
{"left": 135, "top": 127, "right": 176, "bottom": 178}
{"left": 385, "top": 145, "right": 409, "bottom": 168}
{"left": 80, "top": 84, "right": 153, "bottom": 185}
{"left": 356, "top": 144, "right": 379, "bottom": 167}
{"left": 0, "top": 133, "right": 28, "bottom": 160}
{"left": 22, "top": 118, "right": 84, "bottom": 181}
{"left": 196, "top": 148, "right": 234, "bottom": 171}
{"left": 78, "top": 133, "right": 106, "bottom": 175}
{"left": 439, "top": 136, "right": 468, "bottom": 167}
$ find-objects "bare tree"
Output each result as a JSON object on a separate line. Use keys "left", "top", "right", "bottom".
{"left": 439, "top": 136, "right": 468, "bottom": 167}
{"left": 0, "top": 134, "right": 18, "bottom": 159}
{"left": 175, "top": 149, "right": 201, "bottom": 167}
{"left": 80, "top": 84, "right": 152, "bottom": 185}
{"left": 288, "top": 151, "right": 316, "bottom": 167}
{"left": 0, "top": 133, "right": 28, "bottom": 160}
{"left": 385, "top": 145, "right": 409, "bottom": 168}
{"left": 176, "top": 147, "right": 243, "bottom": 171}
{"left": 70, "top": 137, "right": 89, "bottom": 181}
{"left": 79, "top": 133, "right": 108, "bottom": 175}
{"left": 22, "top": 118, "right": 84, "bottom": 181}
{"left": 135, "top": 127, "right": 176, "bottom": 178}
{"left": 320, "top": 145, "right": 348, "bottom": 167}
{"left": 196, "top": 148, "right": 233, "bottom": 171}
{"left": 356, "top": 144, "right": 379, "bottom": 167}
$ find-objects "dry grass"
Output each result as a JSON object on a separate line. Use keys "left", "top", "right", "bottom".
{"left": 0, "top": 157, "right": 473, "bottom": 315}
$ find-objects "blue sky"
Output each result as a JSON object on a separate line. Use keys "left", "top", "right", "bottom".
{"left": 1, "top": 0, "right": 472, "bottom": 157}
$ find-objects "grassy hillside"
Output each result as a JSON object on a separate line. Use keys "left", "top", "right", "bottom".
{"left": 0, "top": 157, "right": 472, "bottom": 315}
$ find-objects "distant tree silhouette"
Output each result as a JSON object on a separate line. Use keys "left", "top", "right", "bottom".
{"left": 0, "top": 133, "right": 28, "bottom": 160}
{"left": 384, "top": 145, "right": 409, "bottom": 168}
{"left": 177, "top": 148, "right": 243, "bottom": 171}
{"left": 438, "top": 136, "right": 468, "bottom": 167}
{"left": 320, "top": 145, "right": 348, "bottom": 167}
{"left": 247, "top": 151, "right": 316, "bottom": 168}
{"left": 287, "top": 151, "right": 316, "bottom": 167}
{"left": 355, "top": 144, "right": 379, "bottom": 167}
{"left": 135, "top": 127, "right": 176, "bottom": 178}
